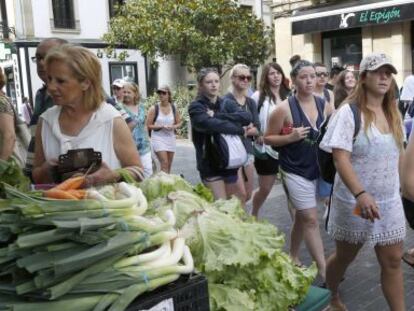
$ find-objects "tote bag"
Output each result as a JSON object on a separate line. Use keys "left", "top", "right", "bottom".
{"left": 206, "top": 133, "right": 248, "bottom": 170}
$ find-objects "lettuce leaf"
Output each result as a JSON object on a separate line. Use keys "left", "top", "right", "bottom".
{"left": 209, "top": 284, "right": 255, "bottom": 311}
{"left": 139, "top": 172, "right": 194, "bottom": 202}
{"left": 187, "top": 209, "right": 285, "bottom": 272}
{"left": 149, "top": 190, "right": 208, "bottom": 228}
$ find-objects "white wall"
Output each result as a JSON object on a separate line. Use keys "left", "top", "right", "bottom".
{"left": 31, "top": 0, "right": 110, "bottom": 39}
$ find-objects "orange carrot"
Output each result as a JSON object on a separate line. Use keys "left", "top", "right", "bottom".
{"left": 54, "top": 176, "right": 86, "bottom": 191}
{"left": 67, "top": 189, "right": 87, "bottom": 200}
{"left": 44, "top": 188, "right": 79, "bottom": 200}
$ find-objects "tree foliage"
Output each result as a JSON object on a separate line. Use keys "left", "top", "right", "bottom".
{"left": 103, "top": 0, "right": 272, "bottom": 71}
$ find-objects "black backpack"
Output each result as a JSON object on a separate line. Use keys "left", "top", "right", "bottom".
{"left": 316, "top": 103, "right": 361, "bottom": 184}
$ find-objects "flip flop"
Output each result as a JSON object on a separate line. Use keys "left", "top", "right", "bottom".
{"left": 402, "top": 252, "right": 414, "bottom": 268}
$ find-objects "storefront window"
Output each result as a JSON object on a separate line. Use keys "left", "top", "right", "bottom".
{"left": 322, "top": 28, "right": 362, "bottom": 71}
{"left": 109, "top": 62, "right": 138, "bottom": 84}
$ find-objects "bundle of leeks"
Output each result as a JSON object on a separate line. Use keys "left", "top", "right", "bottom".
{"left": 0, "top": 182, "right": 194, "bottom": 311}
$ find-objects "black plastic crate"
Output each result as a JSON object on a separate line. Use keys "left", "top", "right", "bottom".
{"left": 126, "top": 274, "right": 209, "bottom": 311}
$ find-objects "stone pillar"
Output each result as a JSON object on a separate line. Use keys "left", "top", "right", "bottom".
{"left": 394, "top": 21, "right": 412, "bottom": 83}
{"left": 361, "top": 26, "right": 373, "bottom": 56}
{"left": 272, "top": 0, "right": 313, "bottom": 74}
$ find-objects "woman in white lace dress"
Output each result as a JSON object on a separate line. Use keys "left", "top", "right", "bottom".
{"left": 320, "top": 53, "right": 405, "bottom": 311}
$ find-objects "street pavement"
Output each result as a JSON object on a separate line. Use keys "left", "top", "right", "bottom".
{"left": 171, "top": 139, "right": 414, "bottom": 311}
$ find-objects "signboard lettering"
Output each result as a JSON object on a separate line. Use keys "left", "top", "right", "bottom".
{"left": 359, "top": 7, "right": 401, "bottom": 24}
{"left": 292, "top": 2, "right": 414, "bottom": 35}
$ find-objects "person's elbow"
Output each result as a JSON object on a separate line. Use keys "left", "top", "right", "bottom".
{"left": 402, "top": 177, "right": 414, "bottom": 201}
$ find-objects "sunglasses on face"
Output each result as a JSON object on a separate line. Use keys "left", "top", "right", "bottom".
{"left": 157, "top": 90, "right": 168, "bottom": 95}
{"left": 31, "top": 56, "right": 45, "bottom": 63}
{"left": 316, "top": 72, "right": 329, "bottom": 78}
{"left": 112, "top": 86, "right": 121, "bottom": 91}
{"left": 236, "top": 75, "right": 252, "bottom": 82}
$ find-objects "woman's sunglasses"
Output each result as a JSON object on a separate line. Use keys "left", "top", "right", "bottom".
{"left": 157, "top": 90, "right": 168, "bottom": 95}
{"left": 316, "top": 72, "right": 329, "bottom": 78}
{"left": 236, "top": 75, "right": 252, "bottom": 82}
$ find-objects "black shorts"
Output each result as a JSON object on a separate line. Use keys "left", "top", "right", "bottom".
{"left": 254, "top": 156, "right": 279, "bottom": 176}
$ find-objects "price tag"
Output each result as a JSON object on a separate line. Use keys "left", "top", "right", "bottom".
{"left": 140, "top": 298, "right": 174, "bottom": 311}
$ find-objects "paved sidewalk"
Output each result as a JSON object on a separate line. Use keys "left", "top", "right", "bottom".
{"left": 171, "top": 139, "right": 414, "bottom": 310}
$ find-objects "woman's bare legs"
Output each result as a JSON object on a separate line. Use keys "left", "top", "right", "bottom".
{"left": 203, "top": 179, "right": 227, "bottom": 200}
{"left": 166, "top": 151, "right": 175, "bottom": 173}
{"left": 375, "top": 242, "right": 405, "bottom": 311}
{"left": 251, "top": 174, "right": 277, "bottom": 217}
{"left": 326, "top": 240, "right": 362, "bottom": 310}
{"left": 155, "top": 151, "right": 169, "bottom": 173}
{"left": 225, "top": 168, "right": 247, "bottom": 207}
{"left": 243, "top": 163, "right": 255, "bottom": 202}
{"left": 291, "top": 207, "right": 326, "bottom": 279}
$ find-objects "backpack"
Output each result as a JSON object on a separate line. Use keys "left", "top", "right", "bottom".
{"left": 316, "top": 103, "right": 361, "bottom": 184}
{"left": 323, "top": 88, "right": 331, "bottom": 103}
{"left": 149, "top": 103, "right": 177, "bottom": 136}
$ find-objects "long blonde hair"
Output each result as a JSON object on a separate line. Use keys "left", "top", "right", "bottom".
{"left": 347, "top": 72, "right": 404, "bottom": 150}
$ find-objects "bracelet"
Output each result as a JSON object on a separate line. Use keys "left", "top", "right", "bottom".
{"left": 354, "top": 190, "right": 366, "bottom": 199}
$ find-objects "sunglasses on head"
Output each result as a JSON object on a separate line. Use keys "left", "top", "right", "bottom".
{"left": 316, "top": 72, "right": 329, "bottom": 78}
{"left": 157, "top": 90, "right": 168, "bottom": 95}
{"left": 236, "top": 75, "right": 252, "bottom": 82}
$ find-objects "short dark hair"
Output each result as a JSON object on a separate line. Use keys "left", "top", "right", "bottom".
{"left": 289, "top": 54, "right": 301, "bottom": 67}
{"left": 330, "top": 65, "right": 344, "bottom": 79}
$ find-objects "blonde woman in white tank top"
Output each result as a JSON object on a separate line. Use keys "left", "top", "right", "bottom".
{"left": 146, "top": 86, "right": 182, "bottom": 173}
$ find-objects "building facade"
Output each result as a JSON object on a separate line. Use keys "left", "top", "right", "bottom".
{"left": 0, "top": 0, "right": 148, "bottom": 112}
{"left": 272, "top": 0, "right": 414, "bottom": 85}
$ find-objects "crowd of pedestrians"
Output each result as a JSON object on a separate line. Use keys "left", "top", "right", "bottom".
{"left": 0, "top": 36, "right": 413, "bottom": 311}
{"left": 188, "top": 54, "right": 412, "bottom": 311}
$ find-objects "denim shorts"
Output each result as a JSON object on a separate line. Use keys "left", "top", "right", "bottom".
{"left": 201, "top": 172, "right": 238, "bottom": 184}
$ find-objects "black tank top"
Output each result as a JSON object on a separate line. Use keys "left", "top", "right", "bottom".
{"left": 278, "top": 95, "right": 325, "bottom": 180}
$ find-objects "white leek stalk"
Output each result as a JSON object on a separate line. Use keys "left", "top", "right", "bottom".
{"left": 113, "top": 241, "right": 171, "bottom": 268}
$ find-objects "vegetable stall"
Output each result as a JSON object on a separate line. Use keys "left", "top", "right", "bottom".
{"left": 0, "top": 159, "right": 327, "bottom": 310}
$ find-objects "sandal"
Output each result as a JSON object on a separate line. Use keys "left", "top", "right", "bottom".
{"left": 402, "top": 252, "right": 414, "bottom": 268}
{"left": 326, "top": 302, "right": 348, "bottom": 311}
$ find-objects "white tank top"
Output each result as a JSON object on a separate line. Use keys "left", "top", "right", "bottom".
{"left": 40, "top": 103, "right": 122, "bottom": 170}
{"left": 152, "top": 106, "right": 175, "bottom": 139}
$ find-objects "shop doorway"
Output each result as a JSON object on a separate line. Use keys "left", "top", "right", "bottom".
{"left": 322, "top": 28, "right": 362, "bottom": 71}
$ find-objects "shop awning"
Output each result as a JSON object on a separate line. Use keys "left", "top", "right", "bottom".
{"left": 291, "top": 0, "right": 414, "bottom": 35}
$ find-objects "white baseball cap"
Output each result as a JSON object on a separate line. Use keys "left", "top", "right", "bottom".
{"left": 112, "top": 79, "right": 125, "bottom": 88}
{"left": 359, "top": 53, "right": 397, "bottom": 75}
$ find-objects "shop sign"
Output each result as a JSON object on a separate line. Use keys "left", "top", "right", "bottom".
{"left": 355, "top": 7, "right": 401, "bottom": 27}
{"left": 292, "top": 2, "right": 414, "bottom": 35}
